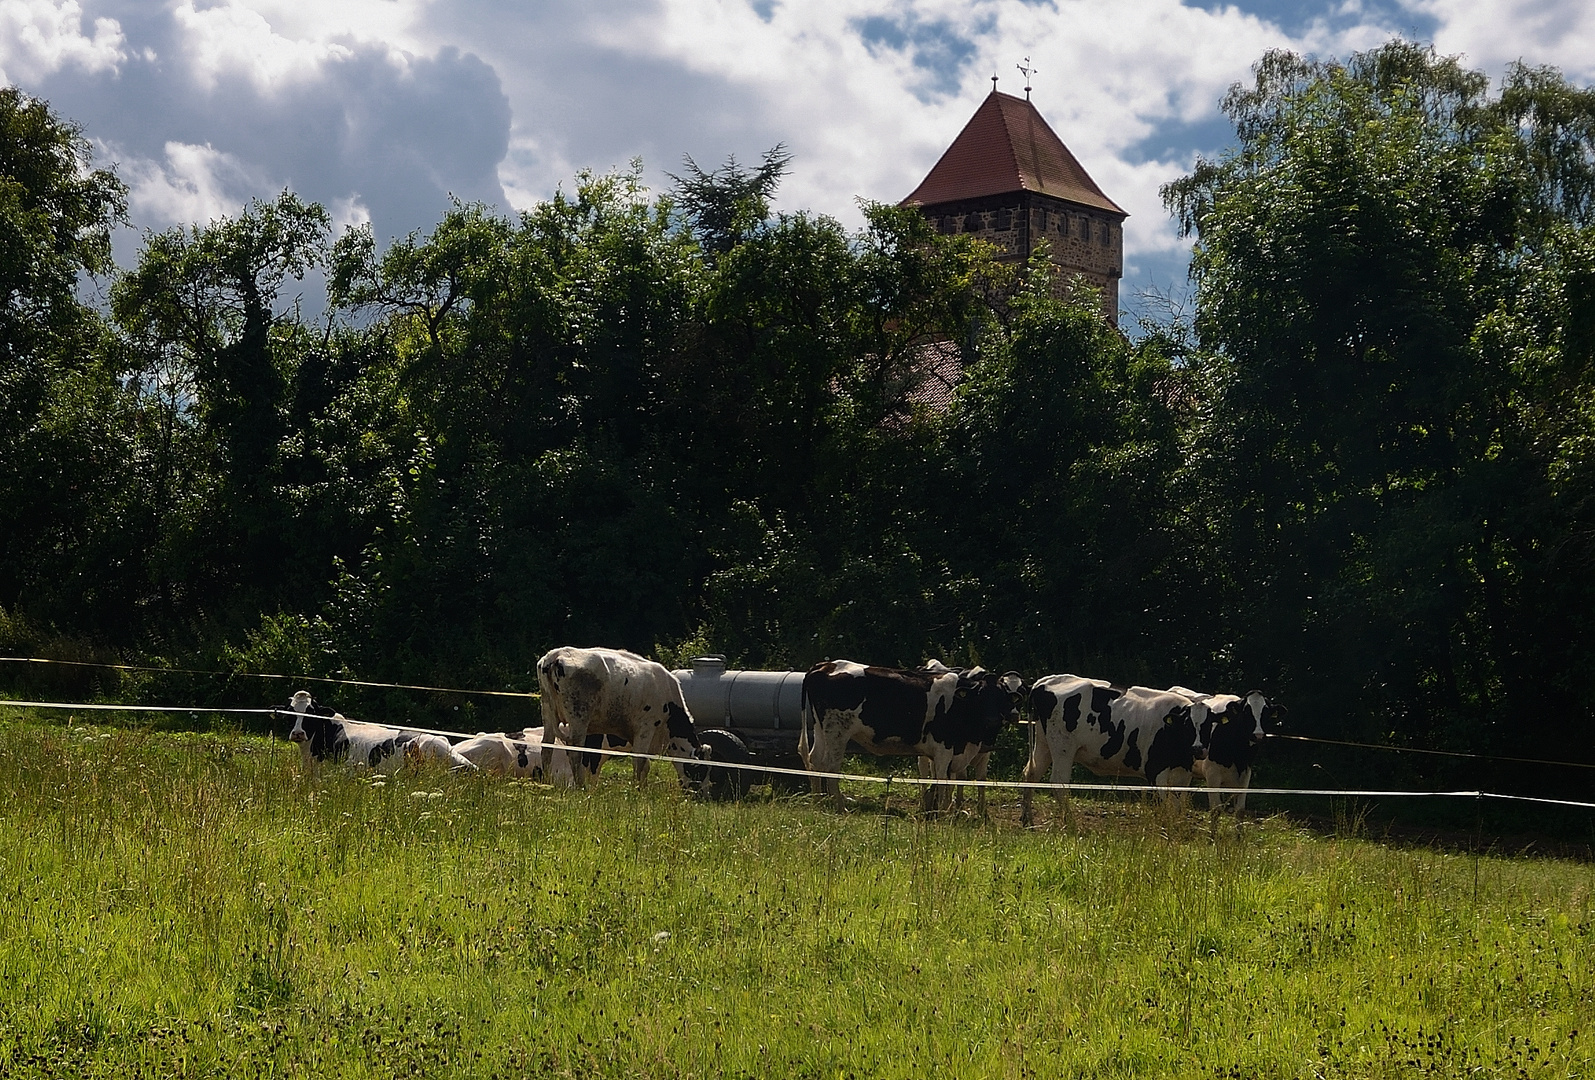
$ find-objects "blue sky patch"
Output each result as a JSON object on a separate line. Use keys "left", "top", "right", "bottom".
{"left": 854, "top": 14, "right": 979, "bottom": 99}
{"left": 1182, "top": 0, "right": 1437, "bottom": 42}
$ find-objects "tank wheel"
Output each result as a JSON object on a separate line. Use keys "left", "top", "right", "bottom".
{"left": 691, "top": 728, "right": 757, "bottom": 799}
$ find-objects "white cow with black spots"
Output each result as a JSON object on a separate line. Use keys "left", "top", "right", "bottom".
{"left": 284, "top": 691, "right": 476, "bottom": 773}
{"left": 535, "top": 647, "right": 704, "bottom": 788}
{"left": 1020, "top": 677, "right": 1204, "bottom": 825}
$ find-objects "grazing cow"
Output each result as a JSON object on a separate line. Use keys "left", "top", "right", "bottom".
{"left": 1020, "top": 677, "right": 1203, "bottom": 825}
{"left": 283, "top": 691, "right": 476, "bottom": 773}
{"left": 799, "top": 661, "right": 1025, "bottom": 812}
{"left": 535, "top": 647, "right": 703, "bottom": 788}
{"left": 1170, "top": 687, "right": 1283, "bottom": 812}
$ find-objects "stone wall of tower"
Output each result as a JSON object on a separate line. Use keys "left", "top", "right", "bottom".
{"left": 919, "top": 192, "right": 1123, "bottom": 324}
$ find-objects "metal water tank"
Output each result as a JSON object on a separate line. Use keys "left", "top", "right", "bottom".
{"left": 672, "top": 655, "right": 807, "bottom": 730}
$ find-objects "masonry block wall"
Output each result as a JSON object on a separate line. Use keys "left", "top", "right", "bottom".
{"left": 920, "top": 192, "right": 1123, "bottom": 322}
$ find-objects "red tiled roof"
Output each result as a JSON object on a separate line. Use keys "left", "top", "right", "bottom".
{"left": 902, "top": 91, "right": 1125, "bottom": 216}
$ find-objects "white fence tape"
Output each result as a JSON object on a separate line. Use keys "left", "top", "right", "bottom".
{"left": 4, "top": 697, "right": 1593, "bottom": 811}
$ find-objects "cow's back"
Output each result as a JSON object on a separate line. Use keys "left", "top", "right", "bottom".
{"left": 536, "top": 646, "right": 699, "bottom": 777}
{"left": 803, "top": 661, "right": 955, "bottom": 753}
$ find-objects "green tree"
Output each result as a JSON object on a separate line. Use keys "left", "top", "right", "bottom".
{"left": 0, "top": 88, "right": 128, "bottom": 618}
{"left": 111, "top": 192, "right": 331, "bottom": 621}
{"left": 1162, "top": 42, "right": 1595, "bottom": 771}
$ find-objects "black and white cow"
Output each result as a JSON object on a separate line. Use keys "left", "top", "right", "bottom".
{"left": 453, "top": 731, "right": 549, "bottom": 778}
{"left": 1020, "top": 676, "right": 1204, "bottom": 825}
{"left": 1170, "top": 686, "right": 1284, "bottom": 812}
{"left": 919, "top": 659, "right": 1025, "bottom": 817}
{"left": 457, "top": 726, "right": 632, "bottom": 783}
{"left": 799, "top": 660, "right": 1025, "bottom": 812}
{"left": 284, "top": 691, "right": 476, "bottom": 773}
{"left": 535, "top": 647, "right": 704, "bottom": 788}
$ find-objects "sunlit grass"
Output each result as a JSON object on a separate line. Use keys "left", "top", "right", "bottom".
{"left": 0, "top": 713, "right": 1590, "bottom": 1078}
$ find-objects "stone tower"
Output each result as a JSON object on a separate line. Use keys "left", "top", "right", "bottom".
{"left": 902, "top": 90, "right": 1127, "bottom": 325}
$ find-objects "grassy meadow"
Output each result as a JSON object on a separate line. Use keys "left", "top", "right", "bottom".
{"left": 0, "top": 712, "right": 1590, "bottom": 1078}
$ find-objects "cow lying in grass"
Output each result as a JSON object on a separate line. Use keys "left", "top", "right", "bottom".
{"left": 454, "top": 727, "right": 629, "bottom": 783}
{"left": 284, "top": 691, "right": 476, "bottom": 773}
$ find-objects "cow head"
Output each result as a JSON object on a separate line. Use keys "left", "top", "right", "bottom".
{"left": 1191, "top": 691, "right": 1279, "bottom": 772}
{"left": 1244, "top": 691, "right": 1284, "bottom": 739}
{"left": 285, "top": 690, "right": 346, "bottom": 761}
{"left": 661, "top": 699, "right": 704, "bottom": 759}
{"left": 952, "top": 667, "right": 1026, "bottom": 733}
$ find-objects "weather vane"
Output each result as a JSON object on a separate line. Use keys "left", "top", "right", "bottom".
{"left": 1017, "top": 57, "right": 1036, "bottom": 99}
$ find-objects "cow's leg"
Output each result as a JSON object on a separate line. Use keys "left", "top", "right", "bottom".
{"left": 970, "top": 752, "right": 991, "bottom": 820}
{"left": 1234, "top": 768, "right": 1252, "bottom": 815}
{"left": 554, "top": 718, "right": 588, "bottom": 789}
{"left": 921, "top": 749, "right": 954, "bottom": 815}
{"left": 1020, "top": 735, "right": 1052, "bottom": 827}
{"left": 804, "top": 724, "right": 848, "bottom": 811}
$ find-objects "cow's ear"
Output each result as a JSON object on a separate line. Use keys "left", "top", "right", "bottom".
{"left": 1001, "top": 673, "right": 1024, "bottom": 695}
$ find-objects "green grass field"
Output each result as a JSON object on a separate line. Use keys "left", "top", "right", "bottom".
{"left": 0, "top": 713, "right": 1590, "bottom": 1078}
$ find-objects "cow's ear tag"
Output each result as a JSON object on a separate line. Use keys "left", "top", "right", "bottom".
{"left": 1221, "top": 716, "right": 1230, "bottom": 724}
{"left": 957, "top": 689, "right": 967, "bottom": 698}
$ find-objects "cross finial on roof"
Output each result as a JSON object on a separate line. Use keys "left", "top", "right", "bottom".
{"left": 1017, "top": 57, "right": 1036, "bottom": 99}
{"left": 991, "top": 72, "right": 998, "bottom": 93}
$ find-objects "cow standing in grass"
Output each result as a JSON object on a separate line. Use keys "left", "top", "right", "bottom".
{"left": 284, "top": 691, "right": 476, "bottom": 773}
{"left": 1020, "top": 677, "right": 1204, "bottom": 825}
{"left": 800, "top": 661, "right": 1024, "bottom": 813}
{"left": 535, "top": 647, "right": 704, "bottom": 788}
{"left": 918, "top": 660, "right": 1026, "bottom": 817}
{"left": 1170, "top": 686, "right": 1283, "bottom": 813}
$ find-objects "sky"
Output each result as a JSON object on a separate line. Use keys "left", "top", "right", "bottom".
{"left": 6, "top": 0, "right": 1595, "bottom": 323}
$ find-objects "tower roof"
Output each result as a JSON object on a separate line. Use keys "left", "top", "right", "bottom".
{"left": 902, "top": 91, "right": 1125, "bottom": 216}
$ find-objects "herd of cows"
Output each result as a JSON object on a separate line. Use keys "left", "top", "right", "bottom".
{"left": 284, "top": 646, "right": 1285, "bottom": 820}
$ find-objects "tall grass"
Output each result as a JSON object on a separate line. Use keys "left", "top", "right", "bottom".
{"left": 0, "top": 713, "right": 1590, "bottom": 1078}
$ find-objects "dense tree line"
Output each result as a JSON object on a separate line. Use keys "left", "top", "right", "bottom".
{"left": 2, "top": 43, "right": 1594, "bottom": 788}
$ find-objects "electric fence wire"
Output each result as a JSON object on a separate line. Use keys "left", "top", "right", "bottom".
{"left": 2, "top": 696, "right": 1593, "bottom": 811}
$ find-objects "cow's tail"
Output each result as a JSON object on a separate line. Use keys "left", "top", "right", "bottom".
{"left": 798, "top": 680, "right": 812, "bottom": 766}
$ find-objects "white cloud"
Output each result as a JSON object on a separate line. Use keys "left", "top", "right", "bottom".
{"left": 0, "top": 0, "right": 123, "bottom": 84}
{"left": 171, "top": 0, "right": 359, "bottom": 91}
{"left": 17, "top": 0, "right": 1595, "bottom": 323}
{"left": 1406, "top": 0, "right": 1595, "bottom": 81}
{"left": 328, "top": 193, "right": 371, "bottom": 231}
{"left": 121, "top": 139, "right": 272, "bottom": 227}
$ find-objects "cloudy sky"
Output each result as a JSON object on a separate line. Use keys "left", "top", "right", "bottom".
{"left": 5, "top": 0, "right": 1595, "bottom": 320}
